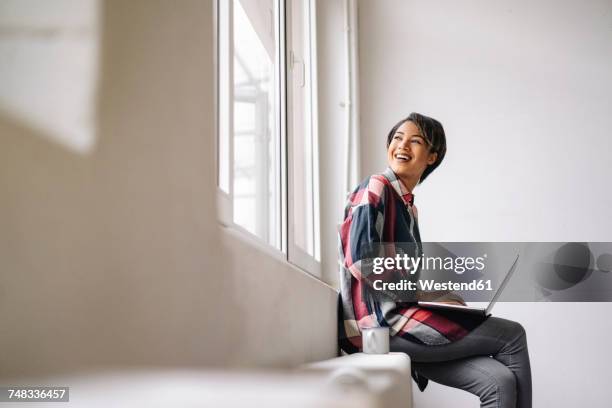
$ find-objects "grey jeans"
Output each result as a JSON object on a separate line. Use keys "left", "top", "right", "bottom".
{"left": 389, "top": 316, "right": 532, "bottom": 408}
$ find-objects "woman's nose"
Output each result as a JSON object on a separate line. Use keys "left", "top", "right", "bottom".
{"left": 398, "top": 138, "right": 411, "bottom": 150}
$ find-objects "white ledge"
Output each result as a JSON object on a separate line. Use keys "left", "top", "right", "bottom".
{"left": 300, "top": 352, "right": 413, "bottom": 407}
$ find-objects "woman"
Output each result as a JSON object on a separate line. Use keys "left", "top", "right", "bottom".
{"left": 338, "top": 112, "right": 532, "bottom": 408}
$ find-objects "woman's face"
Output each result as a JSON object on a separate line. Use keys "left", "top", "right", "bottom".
{"left": 387, "top": 121, "right": 438, "bottom": 183}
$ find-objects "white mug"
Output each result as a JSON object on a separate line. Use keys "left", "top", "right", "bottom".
{"left": 362, "top": 327, "right": 390, "bottom": 354}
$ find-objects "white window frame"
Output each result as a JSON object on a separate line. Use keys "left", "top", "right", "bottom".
{"left": 215, "top": 0, "right": 234, "bottom": 227}
{"left": 214, "top": 0, "right": 321, "bottom": 276}
{"left": 285, "top": 0, "right": 321, "bottom": 276}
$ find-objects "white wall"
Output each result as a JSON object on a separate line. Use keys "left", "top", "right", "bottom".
{"left": 0, "top": 0, "right": 337, "bottom": 379}
{"left": 358, "top": 0, "right": 612, "bottom": 407}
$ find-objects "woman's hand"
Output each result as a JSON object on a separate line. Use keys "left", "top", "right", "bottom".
{"left": 417, "top": 290, "right": 467, "bottom": 306}
{"left": 436, "top": 292, "right": 467, "bottom": 306}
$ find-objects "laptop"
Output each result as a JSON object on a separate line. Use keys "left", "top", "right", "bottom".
{"left": 417, "top": 254, "right": 520, "bottom": 317}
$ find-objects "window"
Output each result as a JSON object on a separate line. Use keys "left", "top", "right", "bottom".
{"left": 287, "top": 0, "right": 320, "bottom": 271}
{"left": 216, "top": 0, "right": 320, "bottom": 276}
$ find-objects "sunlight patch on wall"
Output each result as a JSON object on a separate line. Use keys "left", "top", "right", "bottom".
{"left": 0, "top": 0, "right": 100, "bottom": 153}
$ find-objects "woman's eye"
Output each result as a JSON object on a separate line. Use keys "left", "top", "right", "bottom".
{"left": 411, "top": 139, "right": 422, "bottom": 144}
{"left": 393, "top": 135, "right": 402, "bottom": 140}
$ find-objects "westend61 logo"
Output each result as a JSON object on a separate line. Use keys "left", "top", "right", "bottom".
{"left": 372, "top": 253, "right": 487, "bottom": 275}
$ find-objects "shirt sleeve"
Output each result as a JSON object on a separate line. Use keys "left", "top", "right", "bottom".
{"left": 340, "top": 176, "right": 388, "bottom": 276}
{"left": 341, "top": 176, "right": 418, "bottom": 304}
{"left": 351, "top": 178, "right": 414, "bottom": 302}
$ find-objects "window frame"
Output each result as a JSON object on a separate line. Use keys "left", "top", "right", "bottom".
{"left": 215, "top": 0, "right": 234, "bottom": 228}
{"left": 213, "top": 0, "right": 321, "bottom": 275}
{"left": 285, "top": 0, "right": 321, "bottom": 276}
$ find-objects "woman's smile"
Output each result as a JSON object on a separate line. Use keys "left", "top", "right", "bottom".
{"left": 393, "top": 151, "right": 412, "bottom": 162}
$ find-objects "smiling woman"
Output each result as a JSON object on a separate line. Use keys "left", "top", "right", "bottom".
{"left": 338, "top": 112, "right": 533, "bottom": 408}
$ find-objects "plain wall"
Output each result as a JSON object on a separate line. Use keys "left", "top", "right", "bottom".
{"left": 358, "top": 0, "right": 612, "bottom": 407}
{"left": 0, "top": 0, "right": 337, "bottom": 379}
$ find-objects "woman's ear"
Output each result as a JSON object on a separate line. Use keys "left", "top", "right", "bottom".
{"left": 427, "top": 152, "right": 438, "bottom": 165}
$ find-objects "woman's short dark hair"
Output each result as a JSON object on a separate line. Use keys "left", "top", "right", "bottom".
{"left": 386, "top": 112, "right": 447, "bottom": 183}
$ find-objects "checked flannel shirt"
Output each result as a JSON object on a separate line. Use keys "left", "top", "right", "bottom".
{"left": 337, "top": 167, "right": 484, "bottom": 391}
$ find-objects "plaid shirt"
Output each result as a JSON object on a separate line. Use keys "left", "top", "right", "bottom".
{"left": 338, "top": 168, "right": 483, "bottom": 379}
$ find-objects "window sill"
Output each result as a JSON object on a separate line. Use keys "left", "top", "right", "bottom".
{"left": 218, "top": 222, "right": 335, "bottom": 292}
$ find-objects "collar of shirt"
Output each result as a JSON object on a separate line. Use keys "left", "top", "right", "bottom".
{"left": 382, "top": 167, "right": 415, "bottom": 207}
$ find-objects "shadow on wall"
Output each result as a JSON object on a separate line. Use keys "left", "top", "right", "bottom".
{"left": 0, "top": 0, "right": 242, "bottom": 378}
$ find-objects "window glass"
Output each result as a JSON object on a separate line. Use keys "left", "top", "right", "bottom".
{"left": 288, "top": 0, "right": 320, "bottom": 262}
{"left": 232, "top": 0, "right": 280, "bottom": 248}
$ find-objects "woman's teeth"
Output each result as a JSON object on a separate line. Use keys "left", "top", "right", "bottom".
{"left": 395, "top": 153, "right": 410, "bottom": 161}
